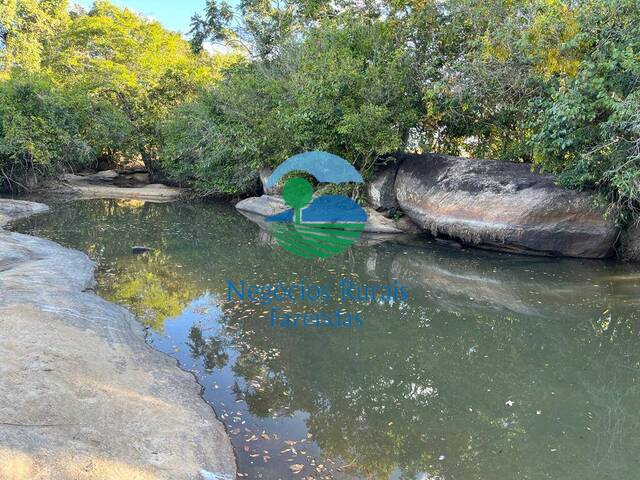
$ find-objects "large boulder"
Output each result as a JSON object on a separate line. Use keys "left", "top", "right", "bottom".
{"left": 366, "top": 162, "right": 399, "bottom": 215}
{"left": 395, "top": 153, "right": 619, "bottom": 258}
{"left": 620, "top": 224, "right": 640, "bottom": 262}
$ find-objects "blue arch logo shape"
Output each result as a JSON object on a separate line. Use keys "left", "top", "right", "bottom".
{"left": 265, "top": 151, "right": 368, "bottom": 259}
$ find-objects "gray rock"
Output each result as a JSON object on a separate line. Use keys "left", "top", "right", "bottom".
{"left": 132, "top": 172, "right": 151, "bottom": 184}
{"left": 259, "top": 167, "right": 282, "bottom": 195}
{"left": 0, "top": 199, "right": 236, "bottom": 479}
{"left": 88, "top": 170, "right": 119, "bottom": 183}
{"left": 113, "top": 172, "right": 151, "bottom": 187}
{"left": 131, "top": 246, "right": 152, "bottom": 254}
{"left": 395, "top": 153, "right": 619, "bottom": 258}
{"left": 52, "top": 174, "right": 184, "bottom": 202}
{"left": 620, "top": 223, "right": 640, "bottom": 262}
{"left": 236, "top": 195, "right": 404, "bottom": 234}
{"left": 364, "top": 208, "right": 403, "bottom": 234}
{"left": 0, "top": 199, "right": 49, "bottom": 227}
{"left": 236, "top": 195, "right": 287, "bottom": 217}
{"left": 394, "top": 215, "right": 422, "bottom": 235}
{"left": 367, "top": 163, "right": 399, "bottom": 215}
{"left": 117, "top": 167, "right": 149, "bottom": 175}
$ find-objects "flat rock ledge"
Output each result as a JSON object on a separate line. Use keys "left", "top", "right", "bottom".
{"left": 45, "top": 173, "right": 184, "bottom": 202}
{"left": 0, "top": 200, "right": 235, "bottom": 480}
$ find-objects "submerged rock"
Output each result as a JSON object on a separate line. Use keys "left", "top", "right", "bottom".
{"left": 388, "top": 244, "right": 640, "bottom": 320}
{"left": 395, "top": 153, "right": 619, "bottom": 258}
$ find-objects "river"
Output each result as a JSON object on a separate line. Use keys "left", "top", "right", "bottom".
{"left": 11, "top": 198, "right": 640, "bottom": 480}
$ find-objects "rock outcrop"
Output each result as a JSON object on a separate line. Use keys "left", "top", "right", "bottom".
{"left": 0, "top": 200, "right": 235, "bottom": 480}
{"left": 236, "top": 195, "right": 404, "bottom": 234}
{"left": 46, "top": 172, "right": 184, "bottom": 202}
{"left": 620, "top": 223, "right": 640, "bottom": 262}
{"left": 366, "top": 162, "right": 399, "bottom": 215}
{"left": 0, "top": 199, "right": 49, "bottom": 226}
{"left": 394, "top": 153, "right": 619, "bottom": 258}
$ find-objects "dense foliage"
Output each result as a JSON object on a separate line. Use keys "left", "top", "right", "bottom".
{"left": 1, "top": 0, "right": 639, "bottom": 222}
{"left": 162, "top": 18, "right": 419, "bottom": 194}
{"left": 0, "top": 0, "right": 237, "bottom": 189}
{"left": 0, "top": 75, "right": 94, "bottom": 188}
{"left": 532, "top": 0, "right": 640, "bottom": 222}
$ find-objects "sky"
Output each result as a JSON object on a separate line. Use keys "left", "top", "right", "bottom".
{"left": 72, "top": 1, "right": 210, "bottom": 34}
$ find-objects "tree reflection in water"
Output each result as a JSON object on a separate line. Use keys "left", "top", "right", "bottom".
{"left": 188, "top": 325, "right": 229, "bottom": 372}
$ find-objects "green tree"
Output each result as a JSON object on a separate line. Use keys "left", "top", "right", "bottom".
{"left": 45, "top": 0, "right": 236, "bottom": 172}
{"left": 0, "top": 0, "right": 69, "bottom": 76}
{"left": 532, "top": 0, "right": 640, "bottom": 223}
{"left": 0, "top": 73, "right": 123, "bottom": 190}
{"left": 162, "top": 16, "right": 419, "bottom": 195}
{"left": 188, "top": 0, "right": 384, "bottom": 59}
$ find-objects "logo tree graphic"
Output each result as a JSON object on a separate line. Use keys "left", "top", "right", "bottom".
{"left": 265, "top": 151, "right": 368, "bottom": 259}
{"left": 283, "top": 177, "right": 313, "bottom": 224}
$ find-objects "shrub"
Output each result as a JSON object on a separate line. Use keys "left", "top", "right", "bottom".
{"left": 160, "top": 17, "right": 420, "bottom": 196}
{"left": 0, "top": 74, "right": 86, "bottom": 189}
{"left": 0, "top": 73, "right": 128, "bottom": 190}
{"left": 532, "top": 0, "right": 640, "bottom": 223}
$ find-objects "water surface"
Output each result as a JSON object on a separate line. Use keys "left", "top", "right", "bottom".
{"left": 13, "top": 198, "right": 640, "bottom": 480}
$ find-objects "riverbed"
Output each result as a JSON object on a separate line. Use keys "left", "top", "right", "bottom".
{"left": 11, "top": 198, "right": 640, "bottom": 479}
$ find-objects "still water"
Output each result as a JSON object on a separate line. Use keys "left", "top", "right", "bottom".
{"left": 12, "top": 198, "right": 640, "bottom": 480}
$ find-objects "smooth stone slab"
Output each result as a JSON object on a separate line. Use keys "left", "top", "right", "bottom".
{"left": 395, "top": 153, "right": 619, "bottom": 258}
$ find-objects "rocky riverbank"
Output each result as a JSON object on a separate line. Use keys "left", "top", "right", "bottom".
{"left": 0, "top": 200, "right": 235, "bottom": 480}
{"left": 45, "top": 170, "right": 184, "bottom": 202}
{"left": 239, "top": 153, "right": 638, "bottom": 260}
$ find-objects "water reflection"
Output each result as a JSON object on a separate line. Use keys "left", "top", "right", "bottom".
{"left": 13, "top": 199, "right": 640, "bottom": 480}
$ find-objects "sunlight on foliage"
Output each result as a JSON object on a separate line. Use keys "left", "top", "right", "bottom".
{"left": 1, "top": 0, "right": 639, "bottom": 221}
